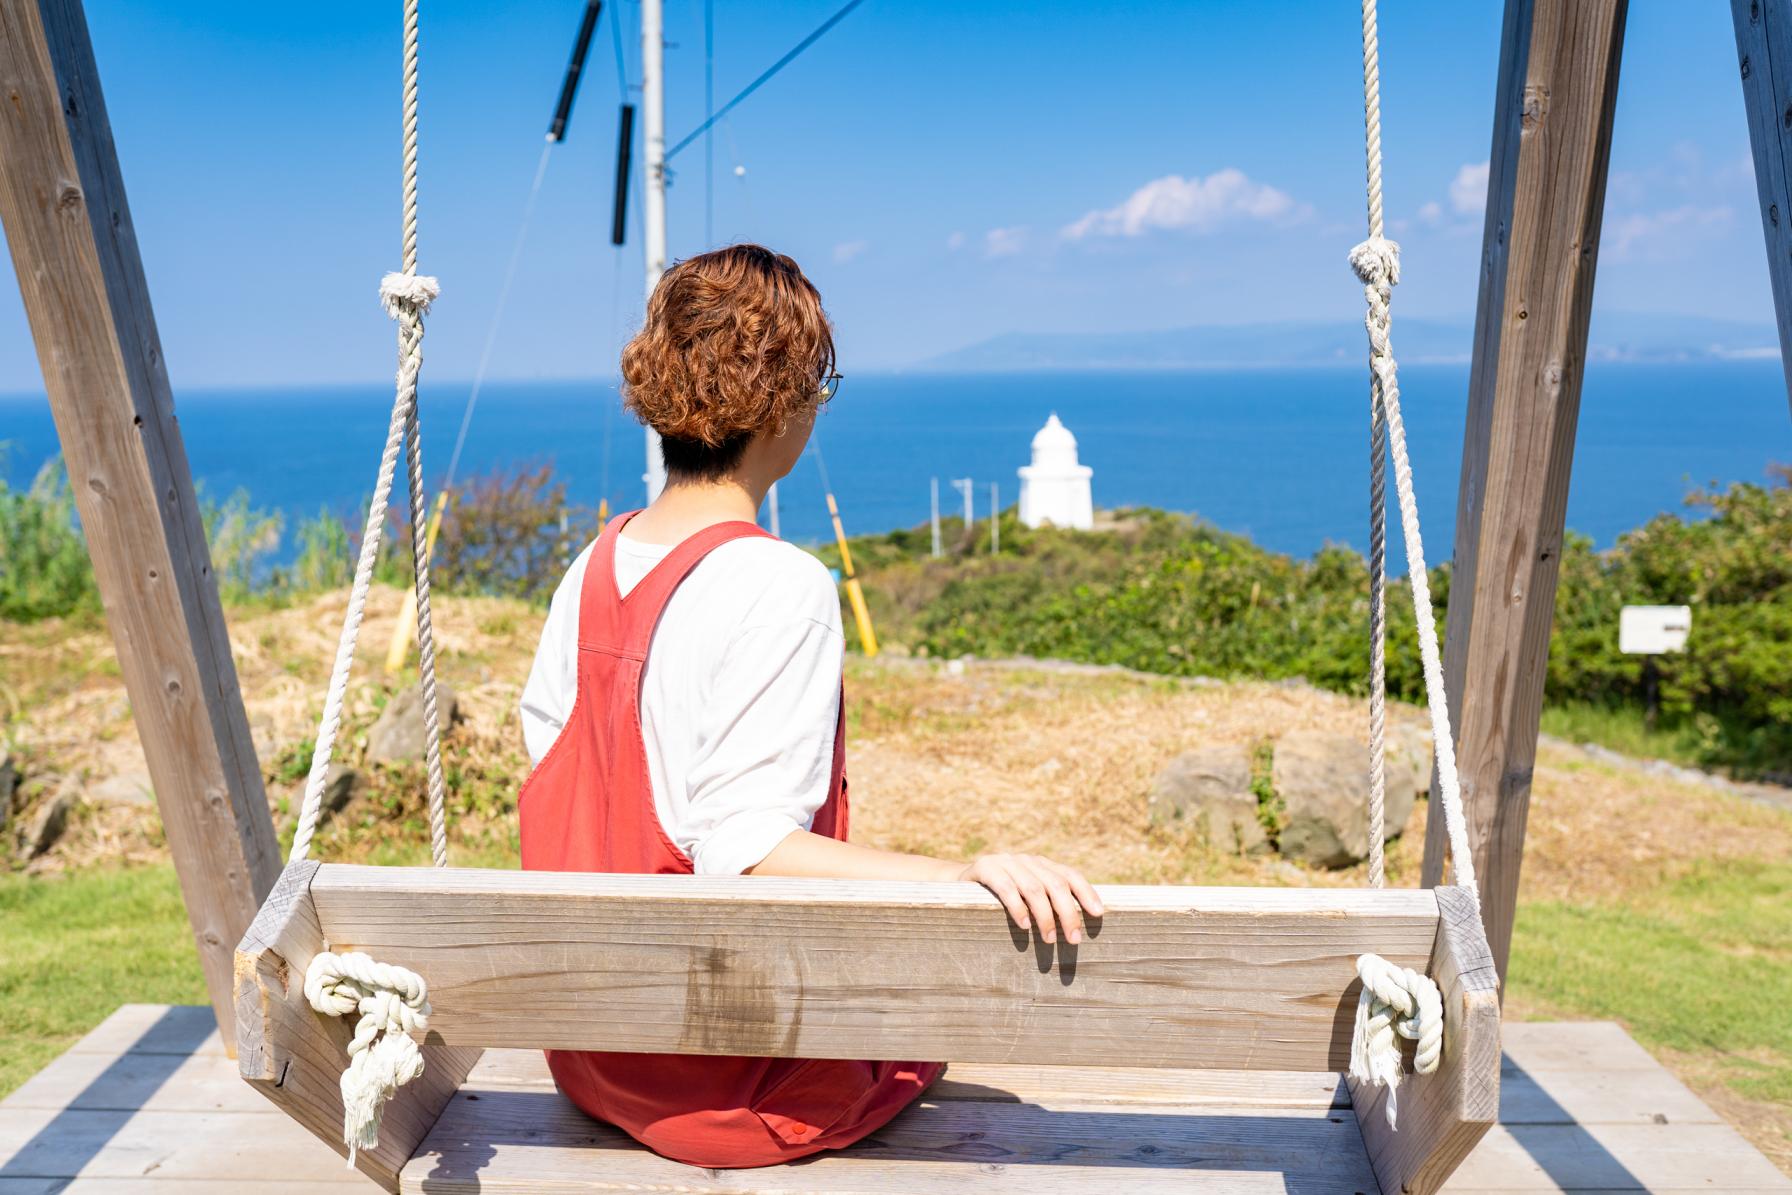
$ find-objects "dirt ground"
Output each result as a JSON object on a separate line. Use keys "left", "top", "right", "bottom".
{"left": 4, "top": 587, "right": 1789, "bottom": 1164}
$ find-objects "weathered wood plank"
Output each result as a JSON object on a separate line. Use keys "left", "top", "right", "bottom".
{"left": 233, "top": 860, "right": 479, "bottom": 1193}
{"left": 0, "top": 0, "right": 280, "bottom": 1045}
{"left": 309, "top": 865, "right": 1439, "bottom": 1072}
{"left": 62, "top": 1005, "right": 225, "bottom": 1058}
{"left": 1443, "top": 1121, "right": 1792, "bottom": 1191}
{"left": 1423, "top": 0, "right": 1630, "bottom": 982}
{"left": 1735, "top": 0, "right": 1792, "bottom": 415}
{"left": 1499, "top": 1021, "right": 1664, "bottom": 1072}
{"left": 403, "top": 1090, "right": 1379, "bottom": 1194}
{"left": 462, "top": 1047, "right": 1353, "bottom": 1109}
{"left": 0, "top": 1107, "right": 366, "bottom": 1185}
{"left": 1353, "top": 886, "right": 1502, "bottom": 1195}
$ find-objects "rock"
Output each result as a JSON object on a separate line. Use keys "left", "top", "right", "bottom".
{"left": 1274, "top": 730, "right": 1370, "bottom": 869}
{"left": 1383, "top": 722, "right": 1433, "bottom": 838}
{"left": 1148, "top": 745, "right": 1268, "bottom": 855}
{"left": 91, "top": 770, "right": 155, "bottom": 807}
{"left": 0, "top": 749, "right": 16, "bottom": 833}
{"left": 19, "top": 791, "right": 72, "bottom": 859}
{"left": 320, "top": 764, "right": 360, "bottom": 820}
{"left": 366, "top": 684, "right": 459, "bottom": 766}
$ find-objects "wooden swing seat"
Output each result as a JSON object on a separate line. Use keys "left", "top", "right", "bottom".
{"left": 235, "top": 861, "right": 1499, "bottom": 1195}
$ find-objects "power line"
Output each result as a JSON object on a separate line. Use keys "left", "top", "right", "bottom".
{"left": 664, "top": 0, "right": 867, "bottom": 161}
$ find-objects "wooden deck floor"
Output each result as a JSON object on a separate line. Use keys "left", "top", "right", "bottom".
{"left": 2, "top": 1005, "right": 1786, "bottom": 1193}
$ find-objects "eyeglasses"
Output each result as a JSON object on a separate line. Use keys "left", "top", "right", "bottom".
{"left": 818, "top": 372, "right": 843, "bottom": 404}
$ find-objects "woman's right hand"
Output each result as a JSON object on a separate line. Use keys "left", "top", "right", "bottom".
{"left": 956, "top": 853, "right": 1104, "bottom": 945}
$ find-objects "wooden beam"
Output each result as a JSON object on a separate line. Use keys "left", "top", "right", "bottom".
{"left": 235, "top": 860, "right": 482, "bottom": 1194}
{"left": 1350, "top": 885, "right": 1502, "bottom": 1195}
{"left": 0, "top": 0, "right": 281, "bottom": 1043}
{"left": 1422, "top": 0, "right": 1629, "bottom": 980}
{"left": 307, "top": 865, "right": 1440, "bottom": 1072}
{"left": 1734, "top": 0, "right": 1792, "bottom": 416}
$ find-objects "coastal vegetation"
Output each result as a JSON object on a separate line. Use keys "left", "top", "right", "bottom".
{"left": 5, "top": 455, "right": 1788, "bottom": 776}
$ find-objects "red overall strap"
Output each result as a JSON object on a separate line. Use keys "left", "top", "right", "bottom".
{"left": 578, "top": 511, "right": 773, "bottom": 656}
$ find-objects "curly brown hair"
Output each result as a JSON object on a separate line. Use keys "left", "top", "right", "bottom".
{"left": 621, "top": 244, "right": 835, "bottom": 478}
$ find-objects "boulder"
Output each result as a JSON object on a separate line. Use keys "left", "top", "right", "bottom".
{"left": 319, "top": 764, "right": 361, "bottom": 821}
{"left": 91, "top": 770, "right": 155, "bottom": 807}
{"left": 1383, "top": 722, "right": 1434, "bottom": 838}
{"left": 366, "top": 684, "right": 459, "bottom": 766}
{"left": 1274, "top": 730, "right": 1371, "bottom": 869}
{"left": 19, "top": 791, "right": 72, "bottom": 859}
{"left": 1148, "top": 745, "right": 1268, "bottom": 856}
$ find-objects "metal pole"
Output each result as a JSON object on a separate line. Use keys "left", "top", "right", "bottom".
{"left": 641, "top": 0, "right": 669, "bottom": 502}
{"left": 930, "top": 477, "right": 941, "bottom": 557}
{"left": 767, "top": 480, "right": 781, "bottom": 538}
{"left": 990, "top": 481, "right": 999, "bottom": 553}
{"left": 954, "top": 477, "right": 973, "bottom": 530}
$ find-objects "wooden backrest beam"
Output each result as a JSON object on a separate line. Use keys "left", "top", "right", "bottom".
{"left": 301, "top": 863, "right": 1439, "bottom": 1073}
{"left": 1423, "top": 0, "right": 1629, "bottom": 981}
{"left": 0, "top": 0, "right": 280, "bottom": 1045}
{"left": 1734, "top": 0, "right": 1792, "bottom": 417}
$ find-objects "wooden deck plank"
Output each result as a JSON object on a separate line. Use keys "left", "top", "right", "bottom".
{"left": 402, "top": 1090, "right": 1378, "bottom": 1194}
{"left": 1443, "top": 1122, "right": 1792, "bottom": 1191}
{"left": 310, "top": 865, "right": 1439, "bottom": 1072}
{"left": 2, "top": 1047, "right": 270, "bottom": 1114}
{"left": 0, "top": 1107, "right": 366, "bottom": 1185}
{"left": 63, "top": 1005, "right": 224, "bottom": 1058}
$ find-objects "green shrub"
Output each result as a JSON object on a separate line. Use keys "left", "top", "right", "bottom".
{"left": 0, "top": 457, "right": 99, "bottom": 622}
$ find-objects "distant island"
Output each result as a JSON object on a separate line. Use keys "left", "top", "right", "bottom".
{"left": 919, "top": 311, "right": 1780, "bottom": 371}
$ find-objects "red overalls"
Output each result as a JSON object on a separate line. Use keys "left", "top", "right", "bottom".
{"left": 518, "top": 512, "right": 942, "bottom": 1168}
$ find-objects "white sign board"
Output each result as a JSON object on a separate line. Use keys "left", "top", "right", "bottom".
{"left": 1619, "top": 605, "right": 1691, "bottom": 655}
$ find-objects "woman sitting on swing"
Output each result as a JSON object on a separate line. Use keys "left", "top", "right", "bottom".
{"left": 516, "top": 244, "right": 1102, "bottom": 1168}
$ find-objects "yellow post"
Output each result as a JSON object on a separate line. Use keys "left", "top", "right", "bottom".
{"left": 383, "top": 491, "right": 451, "bottom": 675}
{"left": 826, "top": 492, "right": 878, "bottom": 657}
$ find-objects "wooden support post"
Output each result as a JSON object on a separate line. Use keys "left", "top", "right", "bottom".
{"left": 0, "top": 0, "right": 281, "bottom": 1043}
{"left": 1421, "top": 0, "right": 1629, "bottom": 981}
{"left": 1734, "top": 0, "right": 1792, "bottom": 416}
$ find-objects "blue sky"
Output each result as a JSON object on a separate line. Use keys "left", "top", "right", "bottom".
{"left": 0, "top": 0, "right": 1773, "bottom": 389}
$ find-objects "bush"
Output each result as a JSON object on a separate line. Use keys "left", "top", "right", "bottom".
{"left": 0, "top": 457, "right": 99, "bottom": 622}
{"left": 389, "top": 463, "right": 594, "bottom": 604}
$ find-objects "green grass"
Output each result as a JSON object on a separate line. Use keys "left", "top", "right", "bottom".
{"left": 1509, "top": 859, "right": 1792, "bottom": 1107}
{"left": 1539, "top": 700, "right": 1710, "bottom": 770}
{"left": 0, "top": 863, "right": 205, "bottom": 1096}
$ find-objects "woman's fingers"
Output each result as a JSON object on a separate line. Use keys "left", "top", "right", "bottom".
{"left": 1010, "top": 863, "right": 1060, "bottom": 943}
{"left": 1022, "top": 856, "right": 1087, "bottom": 944}
{"left": 977, "top": 867, "right": 1033, "bottom": 931}
{"left": 1040, "top": 858, "right": 1105, "bottom": 919}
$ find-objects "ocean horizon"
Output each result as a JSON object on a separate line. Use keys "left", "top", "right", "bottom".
{"left": 3, "top": 361, "right": 1788, "bottom": 567}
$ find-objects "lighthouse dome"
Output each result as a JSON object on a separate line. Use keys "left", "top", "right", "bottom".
{"left": 1029, "top": 413, "right": 1080, "bottom": 469}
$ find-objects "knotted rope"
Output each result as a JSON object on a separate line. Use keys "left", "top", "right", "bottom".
{"left": 1347, "top": 0, "right": 1480, "bottom": 1125}
{"left": 304, "top": 951, "right": 432, "bottom": 1164}
{"left": 288, "top": 0, "right": 447, "bottom": 1164}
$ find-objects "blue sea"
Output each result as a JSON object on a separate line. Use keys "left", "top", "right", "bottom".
{"left": 2, "top": 362, "right": 1788, "bottom": 564}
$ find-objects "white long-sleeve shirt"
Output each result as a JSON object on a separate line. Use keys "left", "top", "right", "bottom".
{"left": 519, "top": 530, "right": 843, "bottom": 875}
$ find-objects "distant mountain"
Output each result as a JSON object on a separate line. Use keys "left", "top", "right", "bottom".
{"left": 919, "top": 312, "right": 1779, "bottom": 372}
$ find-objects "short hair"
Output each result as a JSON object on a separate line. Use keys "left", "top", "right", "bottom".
{"left": 621, "top": 244, "right": 835, "bottom": 481}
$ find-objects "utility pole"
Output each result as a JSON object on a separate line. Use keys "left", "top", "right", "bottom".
{"left": 767, "top": 480, "right": 781, "bottom": 538}
{"left": 930, "top": 477, "right": 942, "bottom": 557}
{"left": 953, "top": 477, "right": 974, "bottom": 532}
{"left": 641, "top": 0, "right": 669, "bottom": 502}
{"left": 990, "top": 481, "right": 999, "bottom": 553}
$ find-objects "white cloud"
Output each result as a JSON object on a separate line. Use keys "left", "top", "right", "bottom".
{"left": 1607, "top": 204, "right": 1733, "bottom": 259}
{"left": 1450, "top": 161, "right": 1490, "bottom": 216}
{"left": 984, "top": 226, "right": 1028, "bottom": 257}
{"left": 945, "top": 231, "right": 966, "bottom": 251}
{"left": 1060, "top": 168, "right": 1302, "bottom": 240}
{"left": 831, "top": 239, "right": 868, "bottom": 265}
{"left": 1417, "top": 200, "right": 1444, "bottom": 226}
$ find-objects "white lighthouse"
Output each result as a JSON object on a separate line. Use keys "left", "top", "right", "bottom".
{"left": 1017, "top": 413, "right": 1094, "bottom": 530}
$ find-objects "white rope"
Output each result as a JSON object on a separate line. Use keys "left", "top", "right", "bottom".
{"left": 290, "top": 0, "right": 448, "bottom": 868}
{"left": 1349, "top": 0, "right": 1480, "bottom": 1128}
{"left": 304, "top": 951, "right": 432, "bottom": 1165}
{"left": 1348, "top": 953, "right": 1443, "bottom": 1128}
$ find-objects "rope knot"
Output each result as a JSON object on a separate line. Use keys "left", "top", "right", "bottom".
{"left": 378, "top": 271, "right": 441, "bottom": 319}
{"left": 304, "top": 951, "right": 431, "bottom": 1165}
{"left": 1348, "top": 952, "right": 1443, "bottom": 1129}
{"left": 1349, "top": 236, "right": 1402, "bottom": 288}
